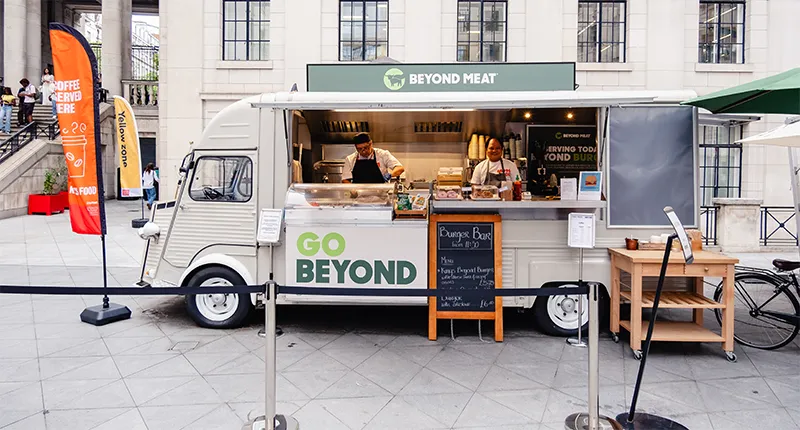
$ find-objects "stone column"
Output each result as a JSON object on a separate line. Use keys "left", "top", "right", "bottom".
{"left": 121, "top": 0, "right": 132, "bottom": 81}
{"left": 713, "top": 198, "right": 763, "bottom": 253}
{"left": 3, "top": 0, "right": 26, "bottom": 85}
{"left": 101, "top": 0, "right": 124, "bottom": 96}
{"left": 25, "top": 0, "right": 41, "bottom": 82}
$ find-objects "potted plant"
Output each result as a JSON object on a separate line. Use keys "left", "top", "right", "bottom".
{"left": 56, "top": 165, "right": 69, "bottom": 210}
{"left": 27, "top": 168, "right": 65, "bottom": 216}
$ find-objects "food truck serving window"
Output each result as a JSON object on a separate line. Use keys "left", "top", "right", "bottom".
{"left": 189, "top": 156, "right": 253, "bottom": 202}
{"left": 607, "top": 106, "right": 697, "bottom": 228}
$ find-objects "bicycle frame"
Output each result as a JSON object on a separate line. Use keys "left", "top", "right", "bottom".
{"left": 735, "top": 266, "right": 800, "bottom": 326}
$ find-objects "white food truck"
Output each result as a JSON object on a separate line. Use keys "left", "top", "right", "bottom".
{"left": 137, "top": 88, "right": 702, "bottom": 334}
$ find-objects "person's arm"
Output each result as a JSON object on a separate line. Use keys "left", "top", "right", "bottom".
{"left": 470, "top": 161, "right": 484, "bottom": 185}
{"left": 382, "top": 150, "right": 404, "bottom": 179}
{"left": 341, "top": 156, "right": 353, "bottom": 183}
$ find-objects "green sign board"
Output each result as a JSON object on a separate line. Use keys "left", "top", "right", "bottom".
{"left": 306, "top": 62, "right": 576, "bottom": 92}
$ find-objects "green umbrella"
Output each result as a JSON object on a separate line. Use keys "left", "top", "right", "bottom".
{"left": 681, "top": 67, "right": 800, "bottom": 114}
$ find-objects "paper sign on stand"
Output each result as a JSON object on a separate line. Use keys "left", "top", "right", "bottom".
{"left": 257, "top": 209, "right": 284, "bottom": 245}
{"left": 560, "top": 178, "right": 578, "bottom": 201}
{"left": 578, "top": 171, "right": 602, "bottom": 201}
{"left": 568, "top": 213, "right": 596, "bottom": 249}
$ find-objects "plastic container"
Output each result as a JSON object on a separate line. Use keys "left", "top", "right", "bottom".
{"left": 471, "top": 184, "right": 500, "bottom": 200}
{"left": 435, "top": 185, "right": 464, "bottom": 200}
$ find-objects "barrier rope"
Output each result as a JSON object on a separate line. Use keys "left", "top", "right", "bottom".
{"left": 0, "top": 284, "right": 587, "bottom": 297}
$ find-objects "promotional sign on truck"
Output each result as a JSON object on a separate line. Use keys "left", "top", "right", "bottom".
{"left": 286, "top": 226, "right": 428, "bottom": 289}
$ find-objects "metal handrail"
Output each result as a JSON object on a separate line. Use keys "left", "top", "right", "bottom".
{"left": 700, "top": 205, "right": 718, "bottom": 246}
{"left": 761, "top": 206, "right": 798, "bottom": 246}
{"left": 0, "top": 119, "right": 61, "bottom": 164}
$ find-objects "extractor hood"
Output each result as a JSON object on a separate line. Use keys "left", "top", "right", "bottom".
{"left": 303, "top": 109, "right": 511, "bottom": 144}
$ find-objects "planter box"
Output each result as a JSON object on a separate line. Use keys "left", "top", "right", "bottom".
{"left": 28, "top": 194, "right": 65, "bottom": 216}
{"left": 57, "top": 191, "right": 69, "bottom": 210}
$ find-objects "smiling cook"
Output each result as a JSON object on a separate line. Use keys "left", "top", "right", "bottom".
{"left": 342, "top": 132, "right": 405, "bottom": 184}
{"left": 470, "top": 138, "right": 520, "bottom": 187}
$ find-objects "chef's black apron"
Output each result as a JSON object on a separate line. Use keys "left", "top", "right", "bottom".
{"left": 484, "top": 159, "right": 508, "bottom": 187}
{"left": 351, "top": 153, "right": 387, "bottom": 184}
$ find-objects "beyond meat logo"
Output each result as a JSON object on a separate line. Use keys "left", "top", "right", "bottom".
{"left": 383, "top": 68, "right": 406, "bottom": 91}
{"left": 295, "top": 232, "right": 417, "bottom": 285}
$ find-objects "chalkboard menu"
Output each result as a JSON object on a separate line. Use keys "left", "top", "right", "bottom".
{"left": 428, "top": 214, "right": 503, "bottom": 342}
{"left": 436, "top": 222, "right": 496, "bottom": 311}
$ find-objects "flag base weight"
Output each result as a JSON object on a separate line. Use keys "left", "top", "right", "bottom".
{"left": 80, "top": 303, "right": 132, "bottom": 326}
{"left": 565, "top": 413, "right": 622, "bottom": 430}
{"left": 614, "top": 413, "right": 688, "bottom": 429}
{"left": 131, "top": 218, "right": 148, "bottom": 228}
{"left": 242, "top": 415, "right": 299, "bottom": 430}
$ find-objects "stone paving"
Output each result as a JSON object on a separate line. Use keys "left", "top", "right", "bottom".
{"left": 1, "top": 200, "right": 800, "bottom": 430}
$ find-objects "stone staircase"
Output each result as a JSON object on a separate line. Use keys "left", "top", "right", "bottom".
{"left": 1, "top": 104, "right": 57, "bottom": 137}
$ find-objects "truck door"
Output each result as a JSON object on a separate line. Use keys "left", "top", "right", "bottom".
{"left": 162, "top": 151, "right": 257, "bottom": 269}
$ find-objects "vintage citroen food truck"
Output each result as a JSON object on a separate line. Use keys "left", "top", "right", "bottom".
{"left": 137, "top": 66, "right": 701, "bottom": 334}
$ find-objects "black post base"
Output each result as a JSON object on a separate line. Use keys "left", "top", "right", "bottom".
{"left": 131, "top": 218, "right": 148, "bottom": 228}
{"left": 615, "top": 413, "right": 688, "bottom": 430}
{"left": 80, "top": 303, "right": 132, "bottom": 326}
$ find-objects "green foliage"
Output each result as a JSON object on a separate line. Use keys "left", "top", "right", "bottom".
{"left": 43, "top": 169, "right": 57, "bottom": 195}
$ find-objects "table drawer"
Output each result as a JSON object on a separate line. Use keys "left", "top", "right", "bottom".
{"left": 684, "top": 264, "right": 727, "bottom": 277}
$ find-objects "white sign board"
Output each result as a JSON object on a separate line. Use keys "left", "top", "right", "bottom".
{"left": 560, "top": 178, "right": 578, "bottom": 201}
{"left": 568, "top": 212, "right": 596, "bottom": 249}
{"left": 285, "top": 225, "right": 428, "bottom": 288}
{"left": 257, "top": 209, "right": 284, "bottom": 245}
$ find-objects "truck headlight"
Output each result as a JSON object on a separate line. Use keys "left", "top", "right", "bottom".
{"left": 138, "top": 222, "right": 160, "bottom": 241}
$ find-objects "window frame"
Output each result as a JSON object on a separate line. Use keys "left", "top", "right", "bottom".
{"left": 699, "top": 124, "right": 743, "bottom": 207}
{"left": 577, "top": 0, "right": 627, "bottom": 63}
{"left": 698, "top": 0, "right": 746, "bottom": 64}
{"left": 456, "top": 0, "right": 508, "bottom": 63}
{"left": 338, "top": 0, "right": 390, "bottom": 62}
{"left": 189, "top": 155, "right": 254, "bottom": 203}
{"left": 222, "top": 0, "right": 271, "bottom": 61}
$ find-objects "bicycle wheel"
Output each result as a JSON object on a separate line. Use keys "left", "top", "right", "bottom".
{"left": 714, "top": 272, "right": 800, "bottom": 350}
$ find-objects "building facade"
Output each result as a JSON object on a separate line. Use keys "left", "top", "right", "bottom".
{"left": 157, "top": 0, "right": 800, "bottom": 209}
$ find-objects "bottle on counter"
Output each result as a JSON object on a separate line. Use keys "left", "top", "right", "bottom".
{"left": 513, "top": 174, "right": 522, "bottom": 201}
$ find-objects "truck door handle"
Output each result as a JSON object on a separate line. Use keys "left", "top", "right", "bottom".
{"left": 179, "top": 204, "right": 186, "bottom": 210}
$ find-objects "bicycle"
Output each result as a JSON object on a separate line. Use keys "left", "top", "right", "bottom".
{"left": 713, "top": 259, "right": 800, "bottom": 350}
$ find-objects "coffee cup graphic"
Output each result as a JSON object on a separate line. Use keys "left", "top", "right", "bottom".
{"left": 62, "top": 135, "right": 88, "bottom": 178}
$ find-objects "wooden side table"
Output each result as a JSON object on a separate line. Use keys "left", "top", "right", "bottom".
{"left": 608, "top": 248, "right": 739, "bottom": 360}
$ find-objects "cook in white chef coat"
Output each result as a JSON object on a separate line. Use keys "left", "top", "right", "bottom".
{"left": 342, "top": 132, "right": 405, "bottom": 183}
{"left": 470, "top": 138, "right": 520, "bottom": 186}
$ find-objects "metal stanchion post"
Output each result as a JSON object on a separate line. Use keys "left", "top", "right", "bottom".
{"left": 567, "top": 248, "right": 587, "bottom": 348}
{"left": 242, "top": 282, "right": 299, "bottom": 430}
{"left": 565, "top": 281, "right": 622, "bottom": 430}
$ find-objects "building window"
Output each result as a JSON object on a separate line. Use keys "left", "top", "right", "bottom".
{"left": 339, "top": 1, "right": 389, "bottom": 62}
{"left": 699, "top": 124, "right": 743, "bottom": 207}
{"left": 577, "top": 0, "right": 626, "bottom": 63}
{"left": 222, "top": 0, "right": 271, "bottom": 61}
{"left": 457, "top": 1, "right": 507, "bottom": 62}
{"left": 699, "top": 0, "right": 745, "bottom": 64}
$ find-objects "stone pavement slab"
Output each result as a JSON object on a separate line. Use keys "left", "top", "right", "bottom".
{"left": 0, "top": 200, "right": 799, "bottom": 429}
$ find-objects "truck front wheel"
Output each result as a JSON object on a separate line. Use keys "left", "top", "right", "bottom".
{"left": 185, "top": 266, "right": 253, "bottom": 329}
{"left": 533, "top": 283, "right": 610, "bottom": 337}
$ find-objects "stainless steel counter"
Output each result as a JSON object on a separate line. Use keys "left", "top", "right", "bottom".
{"left": 431, "top": 199, "right": 606, "bottom": 220}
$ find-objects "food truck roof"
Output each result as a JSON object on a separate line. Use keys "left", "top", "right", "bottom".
{"left": 251, "top": 90, "right": 698, "bottom": 110}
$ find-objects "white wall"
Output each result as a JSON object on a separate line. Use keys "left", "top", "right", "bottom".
{"left": 158, "top": 0, "right": 800, "bottom": 204}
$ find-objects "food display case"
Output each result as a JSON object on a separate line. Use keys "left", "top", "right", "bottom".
{"left": 284, "top": 183, "right": 396, "bottom": 225}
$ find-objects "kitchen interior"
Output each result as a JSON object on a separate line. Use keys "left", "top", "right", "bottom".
{"left": 291, "top": 107, "right": 599, "bottom": 199}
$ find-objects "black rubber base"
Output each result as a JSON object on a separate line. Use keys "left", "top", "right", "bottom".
{"left": 131, "top": 218, "right": 148, "bottom": 228}
{"left": 241, "top": 414, "right": 299, "bottom": 430}
{"left": 80, "top": 303, "right": 132, "bottom": 326}
{"left": 615, "top": 413, "right": 689, "bottom": 430}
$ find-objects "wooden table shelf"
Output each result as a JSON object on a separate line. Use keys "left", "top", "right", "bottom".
{"left": 609, "top": 249, "right": 739, "bottom": 357}
{"left": 619, "top": 320, "right": 725, "bottom": 343}
{"left": 619, "top": 291, "right": 725, "bottom": 309}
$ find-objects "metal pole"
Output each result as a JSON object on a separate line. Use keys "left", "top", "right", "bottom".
{"left": 625, "top": 235, "right": 674, "bottom": 422}
{"left": 788, "top": 148, "right": 800, "bottom": 259}
{"left": 588, "top": 280, "right": 600, "bottom": 429}
{"left": 265, "top": 281, "right": 277, "bottom": 430}
{"left": 567, "top": 248, "right": 587, "bottom": 348}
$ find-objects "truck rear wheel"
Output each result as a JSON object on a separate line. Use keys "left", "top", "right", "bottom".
{"left": 185, "top": 266, "right": 253, "bottom": 329}
{"left": 533, "top": 283, "right": 609, "bottom": 337}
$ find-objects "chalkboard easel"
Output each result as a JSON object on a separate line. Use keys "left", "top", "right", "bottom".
{"left": 428, "top": 214, "right": 503, "bottom": 342}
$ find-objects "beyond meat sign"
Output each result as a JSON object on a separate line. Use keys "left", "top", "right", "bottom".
{"left": 527, "top": 125, "right": 598, "bottom": 179}
{"left": 286, "top": 226, "right": 427, "bottom": 288}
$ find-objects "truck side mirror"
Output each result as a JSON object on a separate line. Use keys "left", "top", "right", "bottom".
{"left": 179, "top": 160, "right": 194, "bottom": 173}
